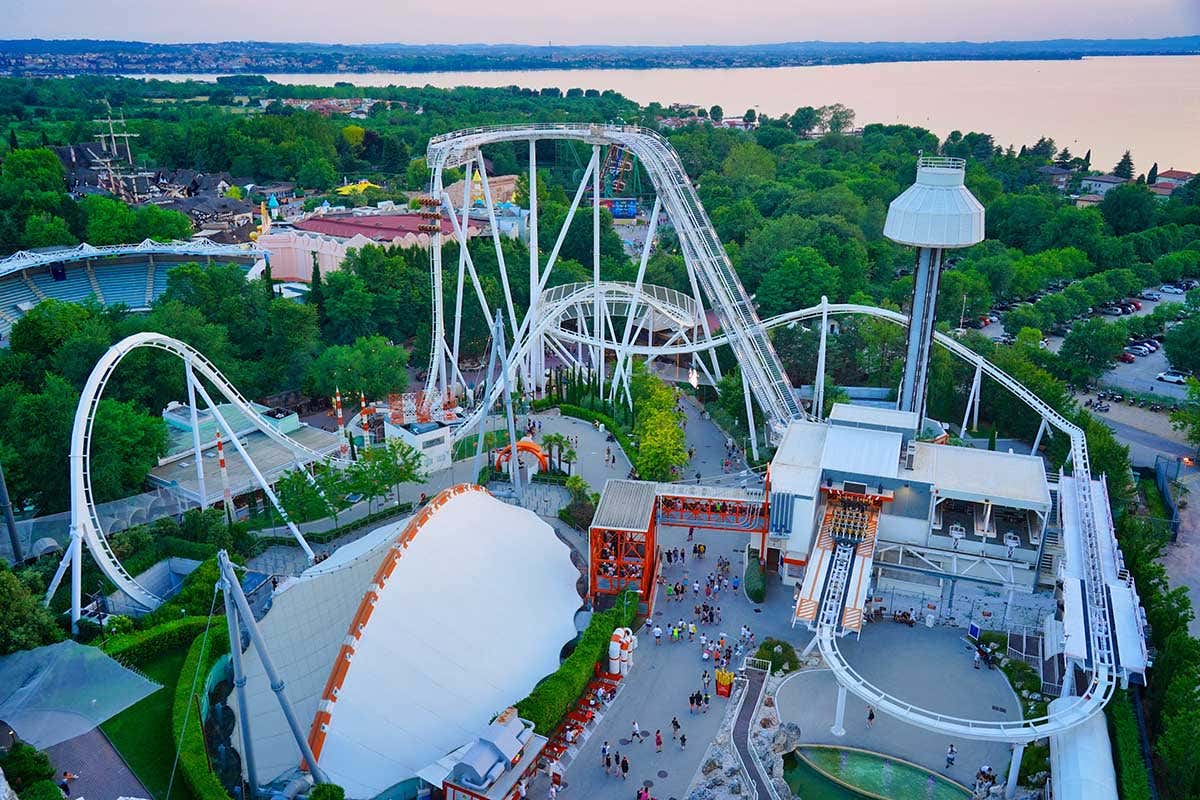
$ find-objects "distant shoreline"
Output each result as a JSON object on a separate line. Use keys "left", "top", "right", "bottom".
{"left": 3, "top": 35, "right": 1197, "bottom": 78}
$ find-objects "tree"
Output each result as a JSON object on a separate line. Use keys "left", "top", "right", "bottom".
{"left": 1099, "top": 182, "right": 1158, "bottom": 236}
{"left": 321, "top": 271, "right": 376, "bottom": 344}
{"left": 1148, "top": 162, "right": 1159, "bottom": 185}
{"left": 1002, "top": 304, "right": 1046, "bottom": 335}
{"left": 1082, "top": 149, "right": 1092, "bottom": 170}
{"left": 7, "top": 129, "right": 16, "bottom": 151}
{"left": 1170, "top": 378, "right": 1200, "bottom": 448}
{"left": 304, "top": 335, "right": 410, "bottom": 400}
{"left": 1058, "top": 317, "right": 1127, "bottom": 381}
{"left": 81, "top": 194, "right": 136, "bottom": 245}
{"left": 22, "top": 211, "right": 76, "bottom": 248}
{"left": 0, "top": 148, "right": 67, "bottom": 217}
{"left": 789, "top": 106, "right": 820, "bottom": 136}
{"left": 1113, "top": 150, "right": 1135, "bottom": 180}
{"left": 1054, "top": 148, "right": 1073, "bottom": 168}
{"left": 1165, "top": 318, "right": 1200, "bottom": 377}
{"left": 756, "top": 247, "right": 839, "bottom": 317}
{"left": 743, "top": 108, "right": 757, "bottom": 124}
{"left": 709, "top": 105, "right": 724, "bottom": 123}
{"left": 822, "top": 103, "right": 856, "bottom": 134}
{"left": 635, "top": 409, "right": 688, "bottom": 481}
{"left": 0, "top": 566, "right": 63, "bottom": 655}
{"left": 298, "top": 157, "right": 336, "bottom": 192}
{"left": 309, "top": 253, "right": 326, "bottom": 327}
{"left": 134, "top": 203, "right": 193, "bottom": 241}
{"left": 721, "top": 142, "right": 776, "bottom": 182}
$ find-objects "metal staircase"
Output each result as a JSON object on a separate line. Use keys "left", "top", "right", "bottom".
{"left": 819, "top": 543, "right": 855, "bottom": 633}
{"left": 85, "top": 262, "right": 105, "bottom": 303}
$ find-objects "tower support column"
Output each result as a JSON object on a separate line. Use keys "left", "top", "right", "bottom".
{"left": 897, "top": 245, "right": 943, "bottom": 424}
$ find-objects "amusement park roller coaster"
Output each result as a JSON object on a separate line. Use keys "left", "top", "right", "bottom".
{"left": 52, "top": 125, "right": 1137, "bottom": 752}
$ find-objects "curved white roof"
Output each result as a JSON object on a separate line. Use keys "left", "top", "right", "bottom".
{"left": 237, "top": 485, "right": 580, "bottom": 797}
{"left": 309, "top": 485, "right": 580, "bottom": 798}
{"left": 1048, "top": 697, "right": 1118, "bottom": 800}
{"left": 884, "top": 157, "right": 985, "bottom": 249}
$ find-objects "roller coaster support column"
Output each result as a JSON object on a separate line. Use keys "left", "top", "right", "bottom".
{"left": 223, "top": 570, "right": 259, "bottom": 793}
{"left": 960, "top": 361, "right": 982, "bottom": 436}
{"left": 528, "top": 139, "right": 542, "bottom": 393}
{"left": 897, "top": 245, "right": 943, "bottom": 424}
{"left": 593, "top": 145, "right": 603, "bottom": 390}
{"left": 0, "top": 458, "right": 22, "bottom": 563}
{"left": 742, "top": 369, "right": 760, "bottom": 462}
{"left": 814, "top": 296, "right": 829, "bottom": 419}
{"left": 218, "top": 551, "right": 329, "bottom": 785}
{"left": 831, "top": 685, "right": 847, "bottom": 736}
{"left": 185, "top": 360, "right": 208, "bottom": 508}
{"left": 1005, "top": 743, "right": 1025, "bottom": 798}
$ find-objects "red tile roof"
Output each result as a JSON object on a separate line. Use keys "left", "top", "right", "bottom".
{"left": 1159, "top": 170, "right": 1195, "bottom": 181}
{"left": 294, "top": 213, "right": 476, "bottom": 241}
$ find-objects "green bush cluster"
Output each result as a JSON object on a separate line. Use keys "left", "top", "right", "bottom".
{"left": 17, "top": 780, "right": 65, "bottom": 800}
{"left": 515, "top": 590, "right": 638, "bottom": 734}
{"left": 309, "top": 785, "right": 347, "bottom": 800}
{"left": 0, "top": 743, "right": 54, "bottom": 793}
{"left": 1107, "top": 690, "right": 1153, "bottom": 800}
{"left": 744, "top": 549, "right": 767, "bottom": 603}
{"left": 171, "top": 624, "right": 231, "bottom": 800}
{"left": 753, "top": 638, "right": 799, "bottom": 672}
{"left": 102, "top": 615, "right": 213, "bottom": 666}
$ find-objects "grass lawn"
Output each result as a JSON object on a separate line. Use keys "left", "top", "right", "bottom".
{"left": 101, "top": 646, "right": 197, "bottom": 800}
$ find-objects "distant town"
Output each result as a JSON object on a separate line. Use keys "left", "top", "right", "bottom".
{"left": 1, "top": 35, "right": 1199, "bottom": 76}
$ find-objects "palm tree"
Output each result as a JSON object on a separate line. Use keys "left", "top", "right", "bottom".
{"left": 542, "top": 432, "right": 568, "bottom": 473}
{"left": 562, "top": 446, "right": 578, "bottom": 476}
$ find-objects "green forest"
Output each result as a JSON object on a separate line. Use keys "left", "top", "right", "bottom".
{"left": 3, "top": 74, "right": 1200, "bottom": 798}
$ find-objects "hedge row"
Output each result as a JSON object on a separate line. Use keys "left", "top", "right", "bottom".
{"left": 515, "top": 590, "right": 639, "bottom": 734}
{"left": 557, "top": 404, "right": 637, "bottom": 465}
{"left": 172, "top": 623, "right": 231, "bottom": 800}
{"left": 254, "top": 501, "right": 415, "bottom": 548}
{"left": 744, "top": 549, "right": 766, "bottom": 603}
{"left": 102, "top": 616, "right": 213, "bottom": 667}
{"left": 1108, "top": 690, "right": 1153, "bottom": 800}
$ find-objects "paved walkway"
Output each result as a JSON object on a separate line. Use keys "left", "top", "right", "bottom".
{"left": 47, "top": 730, "right": 151, "bottom": 800}
{"left": 775, "top": 624, "right": 1019, "bottom": 788}
{"left": 1163, "top": 467, "right": 1200, "bottom": 637}
{"left": 732, "top": 667, "right": 771, "bottom": 799}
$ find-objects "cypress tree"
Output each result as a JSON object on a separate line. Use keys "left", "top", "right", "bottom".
{"left": 1082, "top": 149, "right": 1092, "bottom": 170}
{"left": 1113, "top": 151, "right": 1135, "bottom": 180}
{"left": 40, "top": 130, "right": 48, "bottom": 147}
{"left": 7, "top": 129, "right": 16, "bottom": 151}
{"left": 309, "top": 252, "right": 326, "bottom": 328}
{"left": 1148, "top": 163, "right": 1159, "bottom": 185}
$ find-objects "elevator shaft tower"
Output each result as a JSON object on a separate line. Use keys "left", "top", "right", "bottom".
{"left": 884, "top": 156, "right": 984, "bottom": 425}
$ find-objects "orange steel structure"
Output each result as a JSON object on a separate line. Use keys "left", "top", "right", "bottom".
{"left": 588, "top": 481, "right": 772, "bottom": 612}
{"left": 494, "top": 440, "right": 550, "bottom": 472}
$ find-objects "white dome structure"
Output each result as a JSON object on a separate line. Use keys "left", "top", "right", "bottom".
{"left": 235, "top": 484, "right": 581, "bottom": 798}
{"left": 883, "top": 156, "right": 985, "bottom": 249}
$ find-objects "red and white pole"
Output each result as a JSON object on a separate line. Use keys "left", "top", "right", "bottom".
{"left": 216, "top": 431, "right": 233, "bottom": 521}
{"left": 359, "top": 392, "right": 371, "bottom": 450}
{"left": 335, "top": 387, "right": 348, "bottom": 458}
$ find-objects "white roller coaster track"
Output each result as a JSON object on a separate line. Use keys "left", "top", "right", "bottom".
{"left": 424, "top": 124, "right": 804, "bottom": 434}
{"left": 58, "top": 332, "right": 352, "bottom": 619}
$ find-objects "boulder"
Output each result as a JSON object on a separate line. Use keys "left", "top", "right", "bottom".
{"left": 725, "top": 766, "right": 740, "bottom": 778}
{"left": 771, "top": 722, "right": 804, "bottom": 754}
{"left": 705, "top": 775, "right": 725, "bottom": 790}
{"left": 729, "top": 778, "right": 743, "bottom": 795}
{"left": 702, "top": 758, "right": 722, "bottom": 775}
{"left": 686, "top": 788, "right": 716, "bottom": 800}
{"left": 763, "top": 695, "right": 775, "bottom": 707}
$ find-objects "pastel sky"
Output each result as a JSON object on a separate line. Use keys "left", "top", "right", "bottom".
{"left": 7, "top": 0, "right": 1200, "bottom": 44}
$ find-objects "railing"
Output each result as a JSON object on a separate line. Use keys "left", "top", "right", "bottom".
{"left": 0, "top": 238, "right": 264, "bottom": 278}
{"left": 918, "top": 155, "right": 966, "bottom": 170}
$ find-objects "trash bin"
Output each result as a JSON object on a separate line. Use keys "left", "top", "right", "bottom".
{"left": 926, "top": 613, "right": 935, "bottom": 628}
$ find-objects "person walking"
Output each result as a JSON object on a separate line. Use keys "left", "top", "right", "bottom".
{"left": 548, "top": 783, "right": 557, "bottom": 799}
{"left": 671, "top": 716, "right": 681, "bottom": 739}
{"left": 866, "top": 706, "right": 875, "bottom": 728}
{"left": 702, "top": 670, "right": 711, "bottom": 691}
{"left": 620, "top": 755, "right": 630, "bottom": 780}
{"left": 655, "top": 729, "right": 663, "bottom": 753}
{"left": 653, "top": 624, "right": 663, "bottom": 645}
{"left": 688, "top": 692, "right": 696, "bottom": 714}
{"left": 632, "top": 720, "right": 643, "bottom": 742}
{"left": 703, "top": 692, "right": 711, "bottom": 713}
{"left": 680, "top": 733, "right": 687, "bottom": 750}
{"left": 601, "top": 741, "right": 610, "bottom": 769}
{"left": 946, "top": 744, "right": 957, "bottom": 769}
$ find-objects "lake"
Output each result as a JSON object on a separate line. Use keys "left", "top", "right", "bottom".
{"left": 140, "top": 56, "right": 1200, "bottom": 171}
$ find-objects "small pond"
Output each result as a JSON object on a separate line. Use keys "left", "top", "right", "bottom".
{"left": 783, "top": 746, "right": 971, "bottom": 800}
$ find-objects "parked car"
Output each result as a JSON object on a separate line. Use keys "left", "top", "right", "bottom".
{"left": 1157, "top": 370, "right": 1188, "bottom": 384}
{"left": 1182, "top": 279, "right": 1199, "bottom": 290}
{"left": 1118, "top": 353, "right": 1137, "bottom": 363}
{"left": 1122, "top": 298, "right": 1143, "bottom": 311}
{"left": 1162, "top": 284, "right": 1186, "bottom": 294}
{"left": 1125, "top": 345, "right": 1151, "bottom": 356}
{"left": 1137, "top": 339, "right": 1160, "bottom": 351}
{"left": 1141, "top": 291, "right": 1162, "bottom": 301}
{"left": 1100, "top": 306, "right": 1124, "bottom": 316}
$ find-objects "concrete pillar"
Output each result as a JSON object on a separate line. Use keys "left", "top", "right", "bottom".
{"left": 1061, "top": 662, "right": 1076, "bottom": 697}
{"left": 831, "top": 685, "right": 847, "bottom": 737}
{"left": 1005, "top": 742, "right": 1025, "bottom": 798}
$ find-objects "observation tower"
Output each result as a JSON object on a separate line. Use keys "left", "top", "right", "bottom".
{"left": 884, "top": 155, "right": 984, "bottom": 425}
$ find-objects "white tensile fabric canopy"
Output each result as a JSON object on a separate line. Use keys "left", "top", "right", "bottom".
{"left": 239, "top": 486, "right": 581, "bottom": 798}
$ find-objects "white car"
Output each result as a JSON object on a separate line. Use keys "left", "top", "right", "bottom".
{"left": 1125, "top": 345, "right": 1151, "bottom": 357}
{"left": 1141, "top": 291, "right": 1162, "bottom": 301}
{"left": 1161, "top": 284, "right": 1186, "bottom": 295}
{"left": 1157, "top": 370, "right": 1188, "bottom": 384}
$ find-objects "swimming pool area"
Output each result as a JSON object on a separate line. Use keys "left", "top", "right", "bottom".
{"left": 784, "top": 746, "right": 971, "bottom": 800}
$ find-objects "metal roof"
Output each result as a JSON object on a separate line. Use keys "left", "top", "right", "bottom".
{"left": 592, "top": 479, "right": 659, "bottom": 531}
{"left": 0, "top": 239, "right": 264, "bottom": 280}
{"left": 883, "top": 156, "right": 984, "bottom": 249}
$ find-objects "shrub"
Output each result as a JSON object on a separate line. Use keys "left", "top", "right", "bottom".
{"left": 17, "top": 779, "right": 65, "bottom": 800}
{"left": 1108, "top": 690, "right": 1153, "bottom": 800}
{"left": 103, "top": 616, "right": 212, "bottom": 666}
{"left": 515, "top": 589, "right": 638, "bottom": 734}
{"left": 106, "top": 614, "right": 135, "bottom": 636}
{"left": 141, "top": 559, "right": 223, "bottom": 627}
{"left": 172, "top": 623, "right": 230, "bottom": 800}
{"left": 558, "top": 405, "right": 636, "bottom": 464}
{"left": 310, "top": 784, "right": 346, "bottom": 800}
{"left": 744, "top": 549, "right": 767, "bottom": 603}
{"left": 754, "top": 638, "right": 799, "bottom": 673}
{"left": 0, "top": 743, "right": 54, "bottom": 792}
